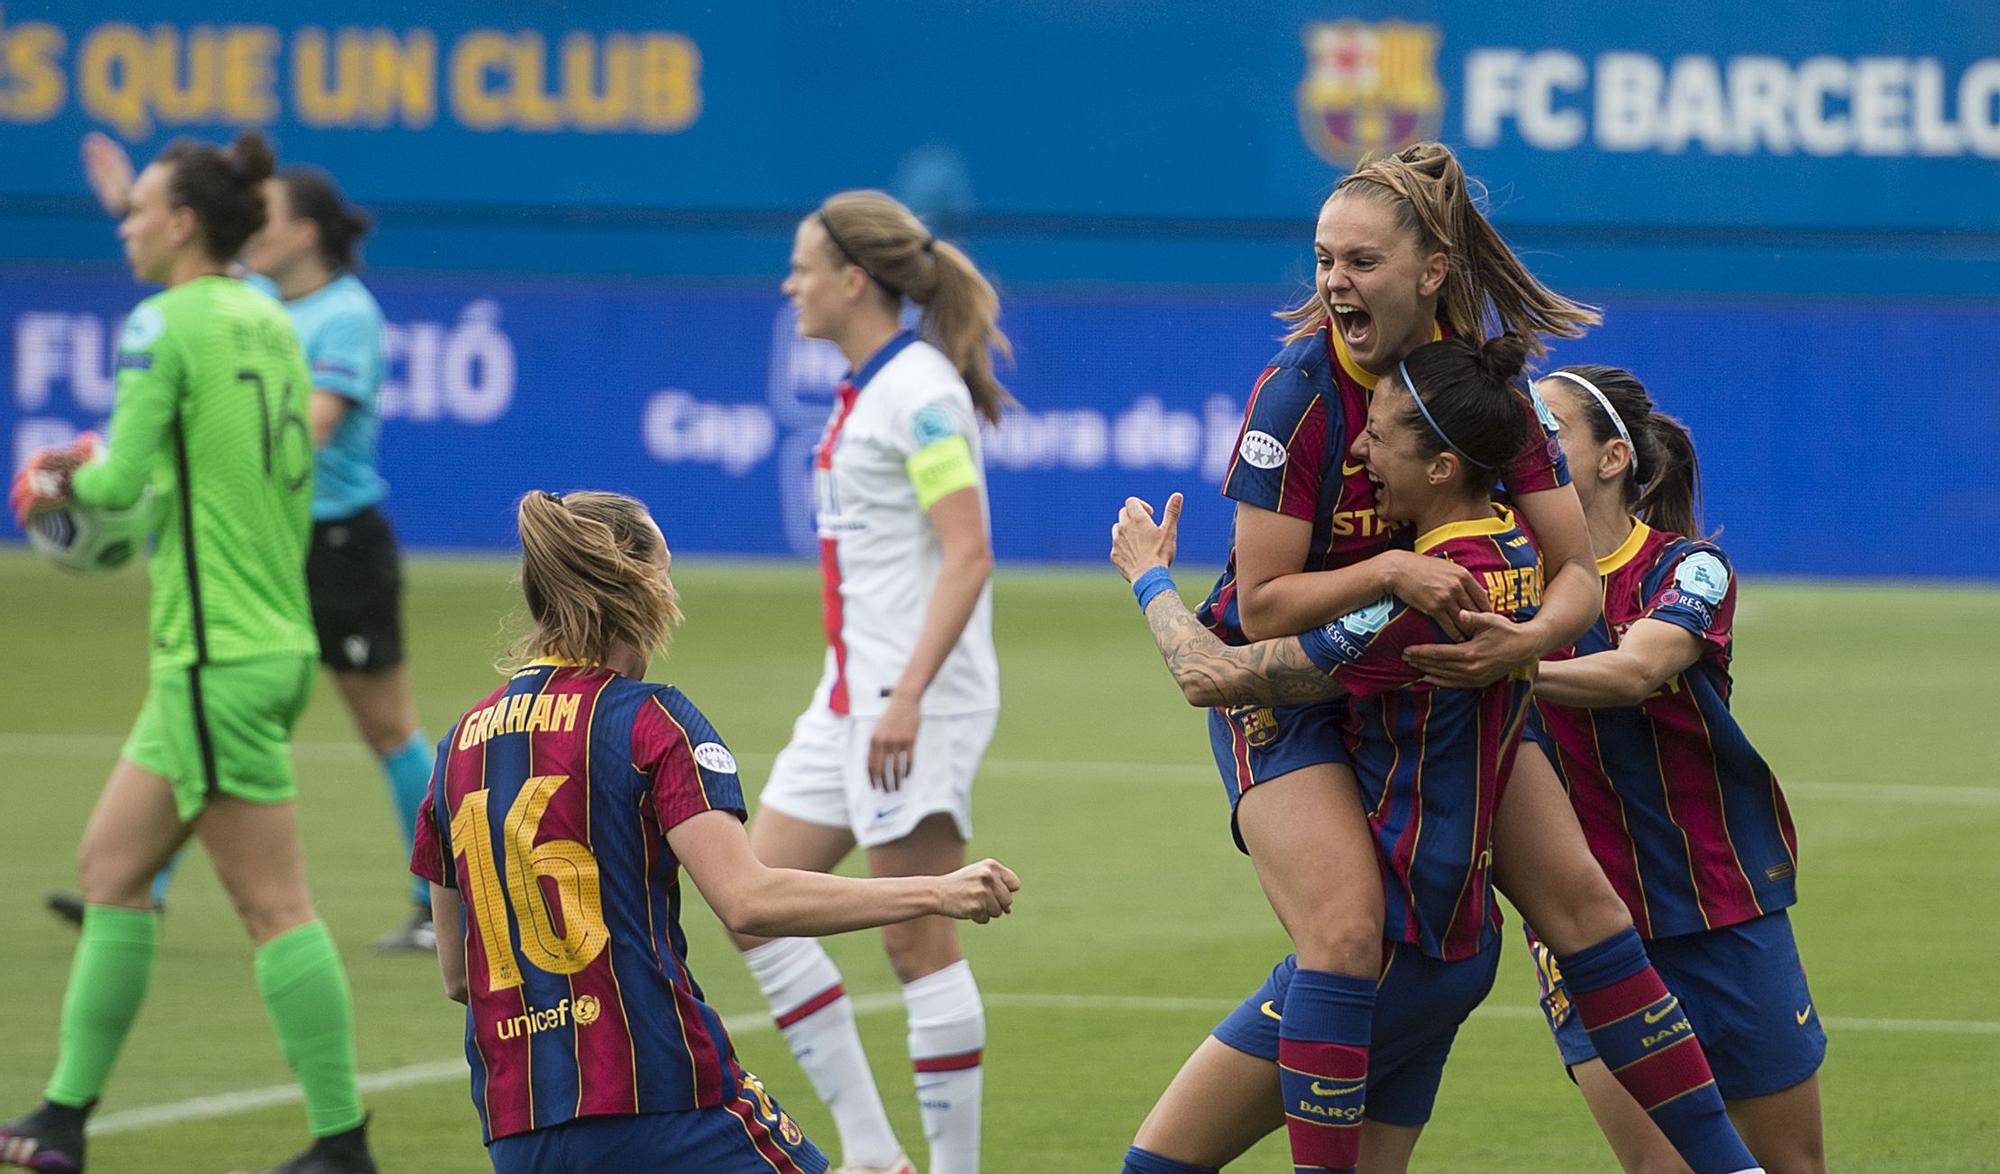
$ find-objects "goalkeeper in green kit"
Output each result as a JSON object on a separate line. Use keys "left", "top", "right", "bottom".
{"left": 2, "top": 131, "right": 376, "bottom": 1174}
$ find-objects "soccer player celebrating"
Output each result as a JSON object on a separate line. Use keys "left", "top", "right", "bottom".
{"left": 1111, "top": 339, "right": 1766, "bottom": 1174}
{"left": 726, "top": 191, "right": 1009, "bottom": 1174}
{"left": 1111, "top": 335, "right": 1545, "bottom": 1172}
{"left": 1178, "top": 142, "right": 1762, "bottom": 1174}
{"left": 52, "top": 134, "right": 439, "bottom": 951}
{"left": 412, "top": 490, "right": 1020, "bottom": 1173}
{"left": 3, "top": 131, "right": 375, "bottom": 1174}
{"left": 1518, "top": 366, "right": 1823, "bottom": 1172}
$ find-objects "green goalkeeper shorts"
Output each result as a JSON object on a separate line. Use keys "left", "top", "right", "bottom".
{"left": 122, "top": 655, "right": 315, "bottom": 822}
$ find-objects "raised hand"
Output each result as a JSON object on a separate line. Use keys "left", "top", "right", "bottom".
{"left": 81, "top": 132, "right": 137, "bottom": 219}
{"left": 1109, "top": 492, "right": 1184, "bottom": 583}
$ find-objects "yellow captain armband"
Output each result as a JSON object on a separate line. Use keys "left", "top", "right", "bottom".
{"left": 907, "top": 435, "right": 980, "bottom": 509}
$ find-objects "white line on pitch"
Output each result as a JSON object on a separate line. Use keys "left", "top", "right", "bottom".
{"left": 88, "top": 992, "right": 907, "bottom": 1138}
{"left": 3, "top": 733, "right": 1995, "bottom": 806}
{"left": 83, "top": 990, "right": 1998, "bottom": 1138}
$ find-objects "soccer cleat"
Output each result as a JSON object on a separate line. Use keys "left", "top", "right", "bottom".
{"left": 833, "top": 1154, "right": 916, "bottom": 1174}
{"left": 43, "top": 892, "right": 84, "bottom": 929}
{"left": 371, "top": 906, "right": 435, "bottom": 954}
{"left": 0, "top": 1100, "right": 91, "bottom": 1172}
{"left": 229, "top": 1118, "right": 376, "bottom": 1174}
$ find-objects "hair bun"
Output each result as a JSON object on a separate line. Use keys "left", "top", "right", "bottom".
{"left": 228, "top": 129, "right": 275, "bottom": 185}
{"left": 1476, "top": 332, "right": 1530, "bottom": 385}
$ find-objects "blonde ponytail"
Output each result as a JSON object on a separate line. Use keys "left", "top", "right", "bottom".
{"left": 1281, "top": 142, "right": 1600, "bottom": 356}
{"left": 817, "top": 190, "right": 1016, "bottom": 424}
{"left": 509, "top": 491, "right": 681, "bottom": 671}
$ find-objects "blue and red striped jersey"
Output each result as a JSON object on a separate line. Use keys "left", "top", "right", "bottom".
{"left": 1296, "top": 508, "right": 1543, "bottom": 961}
{"left": 1532, "top": 523, "right": 1799, "bottom": 939}
{"left": 411, "top": 661, "right": 750, "bottom": 1143}
{"left": 1196, "top": 318, "right": 1567, "bottom": 645}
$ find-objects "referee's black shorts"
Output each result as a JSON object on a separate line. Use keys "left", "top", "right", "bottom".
{"left": 307, "top": 506, "right": 407, "bottom": 673}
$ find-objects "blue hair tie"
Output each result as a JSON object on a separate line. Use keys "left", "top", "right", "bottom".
{"left": 1132, "top": 565, "right": 1177, "bottom": 613}
{"left": 1397, "top": 360, "right": 1494, "bottom": 471}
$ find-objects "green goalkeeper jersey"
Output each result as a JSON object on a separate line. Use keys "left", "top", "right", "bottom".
{"left": 72, "top": 276, "right": 318, "bottom": 672}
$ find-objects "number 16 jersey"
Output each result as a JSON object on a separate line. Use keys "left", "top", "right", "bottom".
{"left": 411, "top": 660, "right": 752, "bottom": 1143}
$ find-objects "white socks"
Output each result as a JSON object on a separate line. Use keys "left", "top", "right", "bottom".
{"left": 744, "top": 938, "right": 901, "bottom": 1169}
{"left": 904, "top": 959, "right": 985, "bottom": 1174}
{"left": 744, "top": 941, "right": 986, "bottom": 1174}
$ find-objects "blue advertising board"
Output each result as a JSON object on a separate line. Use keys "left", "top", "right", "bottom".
{"left": 4, "top": 269, "right": 1995, "bottom": 578}
{"left": 1, "top": 3, "right": 1997, "bottom": 290}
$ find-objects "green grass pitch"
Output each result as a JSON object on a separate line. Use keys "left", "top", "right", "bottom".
{"left": 0, "top": 549, "right": 1994, "bottom": 1171}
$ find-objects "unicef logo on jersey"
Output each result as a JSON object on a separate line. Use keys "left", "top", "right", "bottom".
{"left": 1673, "top": 552, "right": 1730, "bottom": 606}
{"left": 1238, "top": 430, "right": 1289, "bottom": 470}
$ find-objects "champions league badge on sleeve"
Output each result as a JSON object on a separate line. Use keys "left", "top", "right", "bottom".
{"left": 1674, "top": 552, "right": 1730, "bottom": 606}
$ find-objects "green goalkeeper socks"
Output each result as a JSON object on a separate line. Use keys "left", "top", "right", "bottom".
{"left": 45, "top": 904, "right": 160, "bottom": 1108}
{"left": 255, "top": 920, "right": 366, "bottom": 1137}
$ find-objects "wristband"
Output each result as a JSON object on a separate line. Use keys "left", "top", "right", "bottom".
{"left": 1132, "top": 565, "right": 1176, "bottom": 612}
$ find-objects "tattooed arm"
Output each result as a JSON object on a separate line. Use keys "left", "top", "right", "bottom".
{"left": 1141, "top": 588, "right": 1349, "bottom": 707}
{"left": 1109, "top": 493, "right": 1346, "bottom": 708}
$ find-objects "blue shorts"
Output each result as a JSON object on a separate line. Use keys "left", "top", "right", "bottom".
{"left": 487, "top": 1072, "right": 828, "bottom": 1173}
{"left": 1528, "top": 910, "right": 1826, "bottom": 1101}
{"left": 1212, "top": 939, "right": 1501, "bottom": 1127}
{"left": 1206, "top": 700, "right": 1351, "bottom": 853}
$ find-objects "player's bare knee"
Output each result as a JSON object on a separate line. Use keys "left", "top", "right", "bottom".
{"left": 235, "top": 898, "right": 319, "bottom": 946}
{"left": 1534, "top": 880, "right": 1633, "bottom": 956}
{"left": 1290, "top": 910, "right": 1382, "bottom": 975}
{"left": 881, "top": 917, "right": 960, "bottom": 983}
{"left": 76, "top": 846, "right": 153, "bottom": 908}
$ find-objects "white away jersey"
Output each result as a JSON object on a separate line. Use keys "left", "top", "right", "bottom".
{"left": 811, "top": 332, "right": 999, "bottom": 717}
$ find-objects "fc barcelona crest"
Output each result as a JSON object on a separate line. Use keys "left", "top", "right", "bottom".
{"left": 1230, "top": 705, "right": 1282, "bottom": 750}
{"left": 1296, "top": 20, "right": 1445, "bottom": 167}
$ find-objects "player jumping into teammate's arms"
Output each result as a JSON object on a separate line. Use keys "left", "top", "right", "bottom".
{"left": 413, "top": 490, "right": 1019, "bottom": 1173}
{"left": 51, "top": 133, "right": 440, "bottom": 951}
{"left": 1518, "top": 367, "right": 1824, "bottom": 1173}
{"left": 1154, "top": 141, "right": 1762, "bottom": 1174}
{"left": 727, "top": 191, "right": 1010, "bottom": 1174}
{"left": 1111, "top": 335, "right": 1545, "bottom": 1172}
{"left": 4, "top": 131, "right": 375, "bottom": 1174}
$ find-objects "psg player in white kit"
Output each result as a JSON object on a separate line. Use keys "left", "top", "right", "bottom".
{"left": 730, "top": 190, "right": 1012, "bottom": 1174}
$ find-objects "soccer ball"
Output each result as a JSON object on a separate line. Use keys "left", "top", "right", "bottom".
{"left": 26, "top": 492, "right": 152, "bottom": 574}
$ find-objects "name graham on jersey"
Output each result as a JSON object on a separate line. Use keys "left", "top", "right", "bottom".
{"left": 457, "top": 691, "right": 581, "bottom": 750}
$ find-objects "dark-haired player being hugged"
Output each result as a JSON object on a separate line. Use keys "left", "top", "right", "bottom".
{"left": 5, "top": 131, "right": 376, "bottom": 1174}
{"left": 413, "top": 491, "right": 1020, "bottom": 1174}
{"left": 1516, "top": 367, "right": 1822, "bottom": 1173}
{"left": 59, "top": 134, "right": 436, "bottom": 950}
{"left": 1111, "top": 336, "right": 1542, "bottom": 1174}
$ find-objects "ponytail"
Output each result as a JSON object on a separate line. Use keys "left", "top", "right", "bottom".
{"left": 816, "top": 190, "right": 1016, "bottom": 424}
{"left": 1547, "top": 364, "right": 1708, "bottom": 539}
{"left": 510, "top": 491, "right": 681, "bottom": 671}
{"left": 1633, "top": 414, "right": 1704, "bottom": 540}
{"left": 156, "top": 128, "right": 276, "bottom": 261}
{"left": 1281, "top": 141, "right": 1600, "bottom": 356}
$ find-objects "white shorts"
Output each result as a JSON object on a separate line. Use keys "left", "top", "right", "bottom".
{"left": 758, "top": 705, "right": 996, "bottom": 848}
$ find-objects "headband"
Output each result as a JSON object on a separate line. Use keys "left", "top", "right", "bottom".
{"left": 1544, "top": 369, "right": 1642, "bottom": 483}
{"left": 1396, "top": 360, "right": 1494, "bottom": 471}
{"left": 816, "top": 211, "right": 935, "bottom": 298}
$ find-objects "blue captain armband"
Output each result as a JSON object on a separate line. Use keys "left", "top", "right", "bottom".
{"left": 1132, "top": 566, "right": 1177, "bottom": 613}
